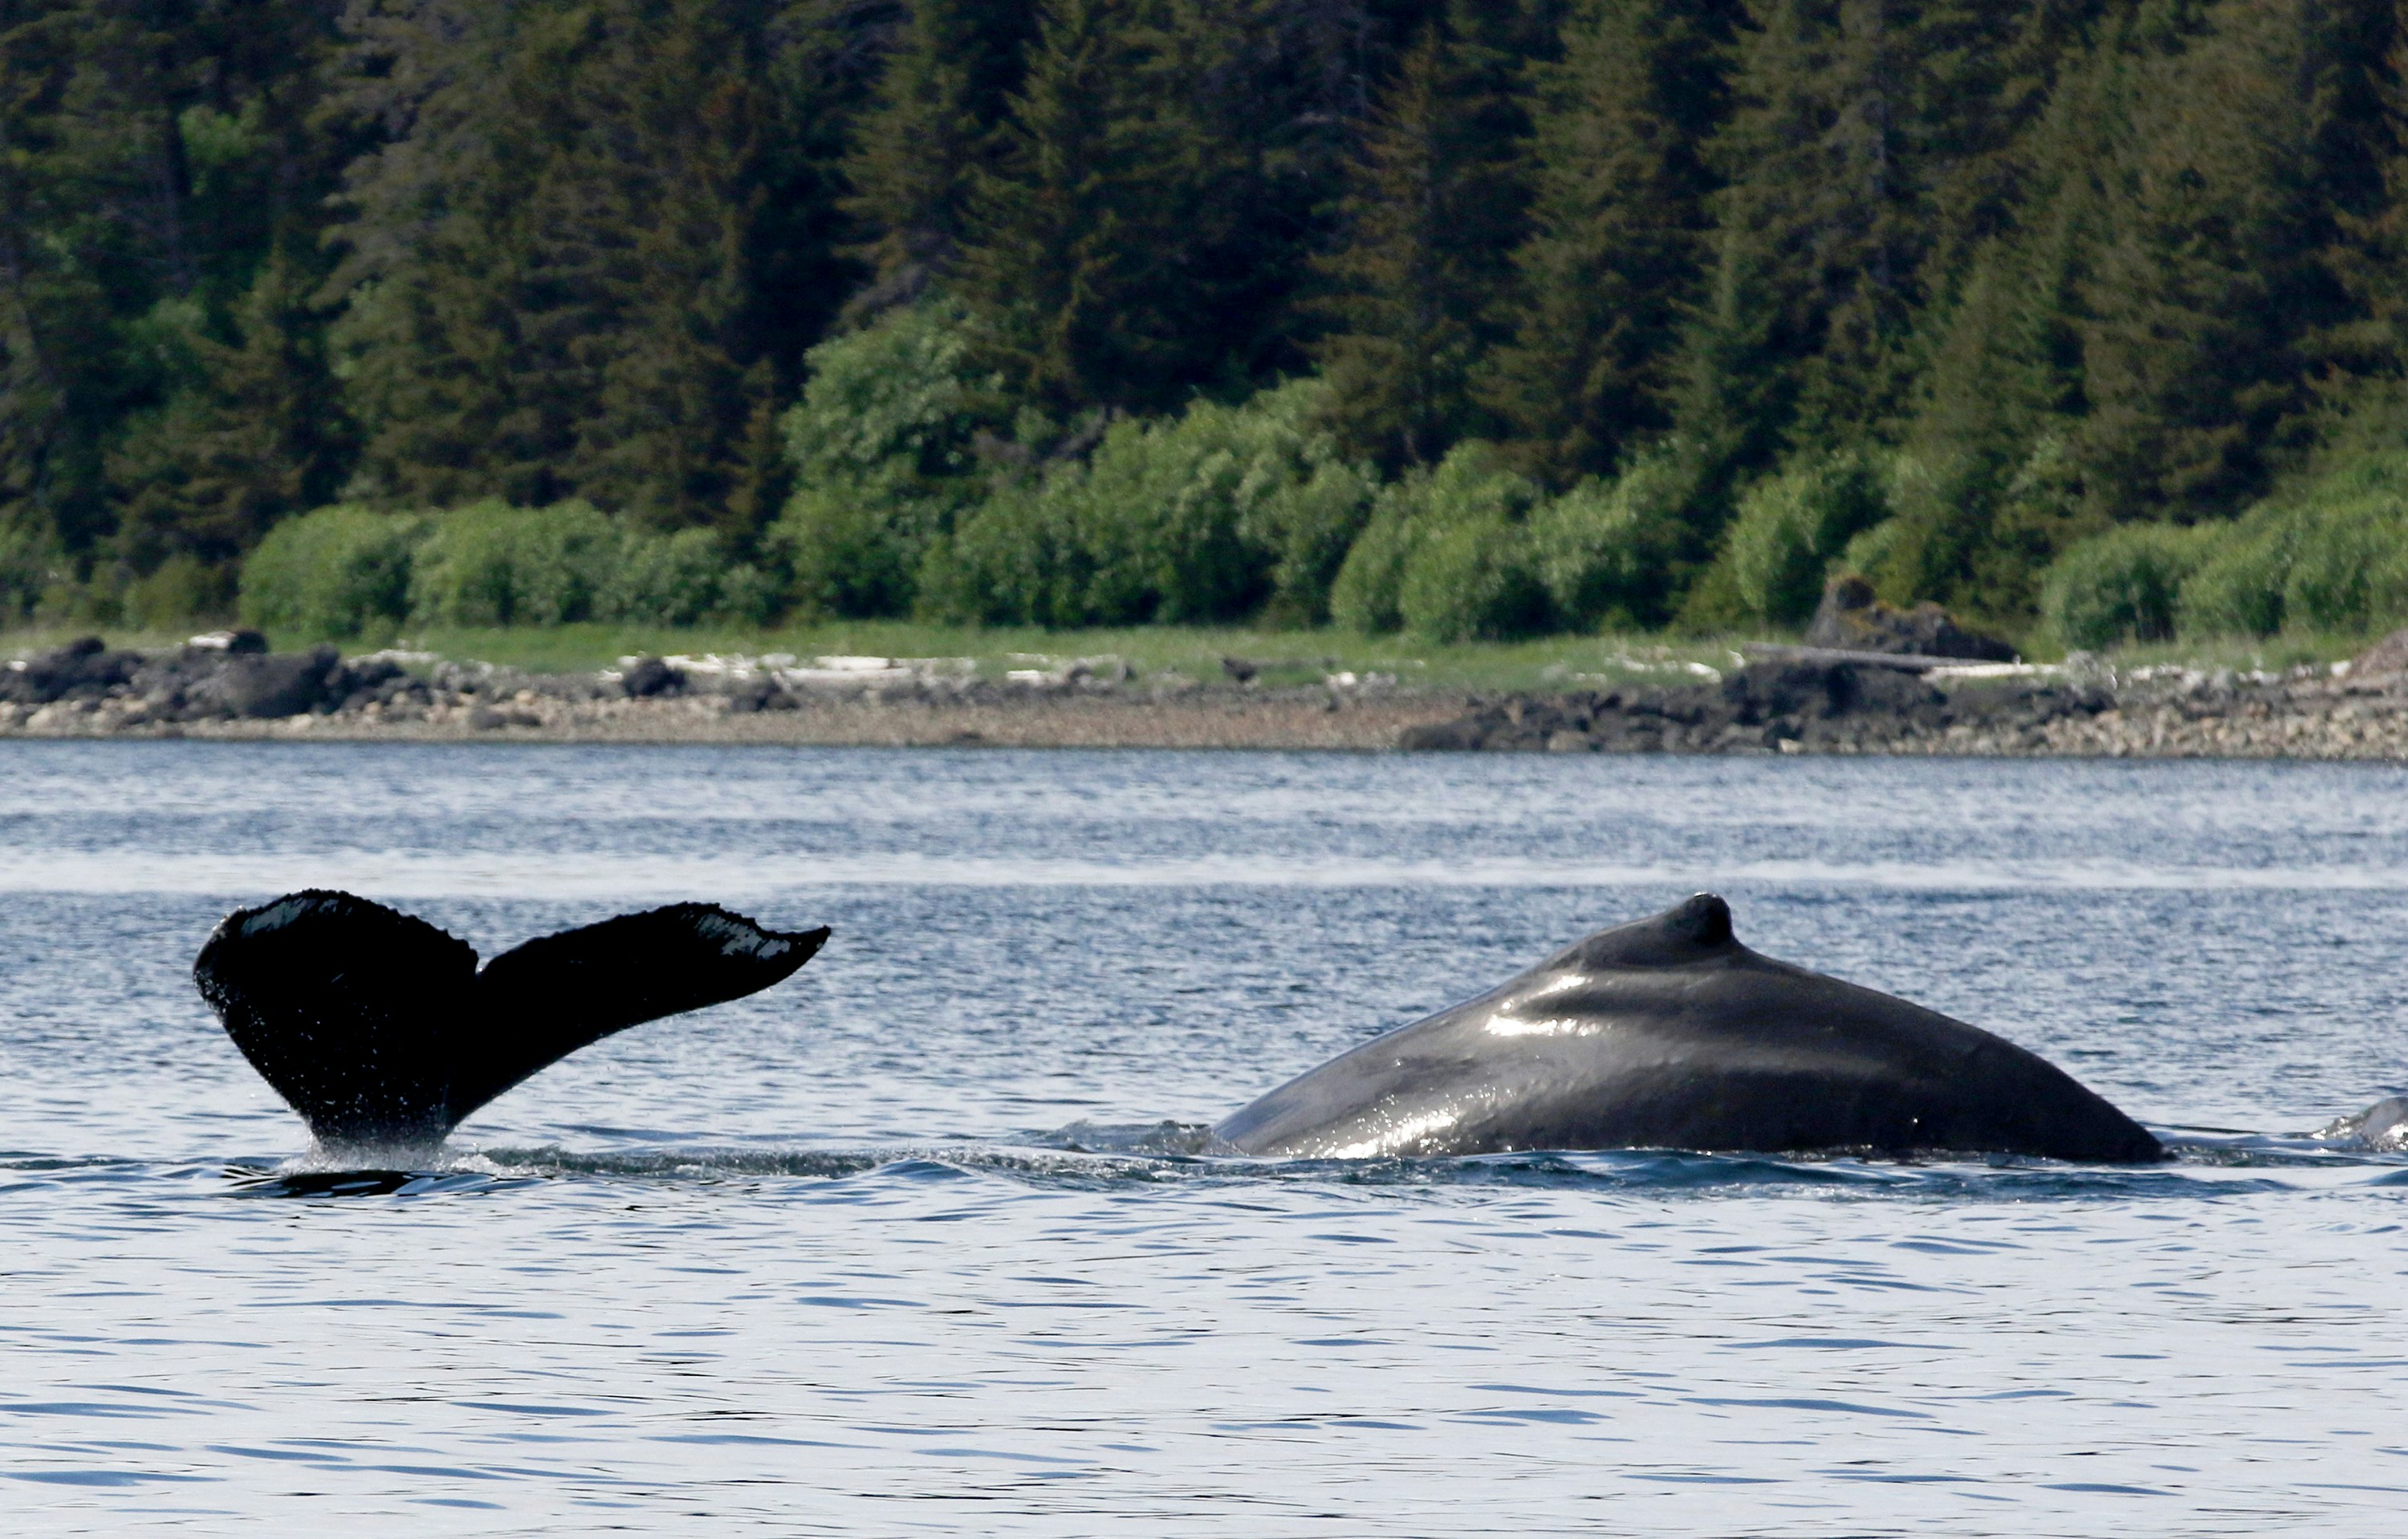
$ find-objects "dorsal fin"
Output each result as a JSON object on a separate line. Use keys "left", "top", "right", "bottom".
{"left": 194, "top": 891, "right": 828, "bottom": 1148}
{"left": 1550, "top": 893, "right": 1739, "bottom": 971}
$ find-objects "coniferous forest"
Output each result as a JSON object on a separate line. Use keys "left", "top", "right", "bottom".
{"left": 10, "top": 0, "right": 2408, "bottom": 649}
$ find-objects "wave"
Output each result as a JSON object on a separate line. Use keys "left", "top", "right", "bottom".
{"left": 142, "top": 1124, "right": 2405, "bottom": 1201}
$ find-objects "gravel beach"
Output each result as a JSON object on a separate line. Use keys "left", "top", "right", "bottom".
{"left": 5, "top": 630, "right": 2405, "bottom": 758}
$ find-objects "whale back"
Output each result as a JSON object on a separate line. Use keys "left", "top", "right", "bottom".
{"left": 196, "top": 891, "right": 828, "bottom": 1147}
{"left": 1214, "top": 894, "right": 2161, "bottom": 1162}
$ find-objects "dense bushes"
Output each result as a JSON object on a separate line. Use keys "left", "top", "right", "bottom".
{"left": 0, "top": 520, "right": 67, "bottom": 625}
{"left": 916, "top": 381, "right": 1377, "bottom": 629}
{"left": 1331, "top": 446, "right": 1547, "bottom": 641}
{"left": 2040, "top": 523, "right": 2213, "bottom": 649}
{"left": 1527, "top": 448, "right": 1690, "bottom": 633}
{"left": 214, "top": 346, "right": 2399, "bottom": 653}
{"left": 239, "top": 501, "right": 772, "bottom": 637}
{"left": 1719, "top": 450, "right": 1890, "bottom": 629}
{"left": 242, "top": 507, "right": 427, "bottom": 636}
{"left": 2041, "top": 450, "right": 2408, "bottom": 648}
{"left": 771, "top": 303, "right": 994, "bottom": 620}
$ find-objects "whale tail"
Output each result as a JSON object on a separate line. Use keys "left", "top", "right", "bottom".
{"left": 193, "top": 890, "right": 828, "bottom": 1147}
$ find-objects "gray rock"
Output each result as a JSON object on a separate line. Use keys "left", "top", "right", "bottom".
{"left": 621, "top": 657, "right": 685, "bottom": 698}
{"left": 1804, "top": 575, "right": 2016, "bottom": 662}
{"left": 1, "top": 637, "right": 145, "bottom": 706}
{"left": 726, "top": 678, "right": 799, "bottom": 713}
{"left": 194, "top": 645, "right": 344, "bottom": 719}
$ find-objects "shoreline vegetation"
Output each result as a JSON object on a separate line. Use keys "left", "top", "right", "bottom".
{"left": 6, "top": 624, "right": 2403, "bottom": 759}
{"left": 15, "top": 2, "right": 2408, "bottom": 682}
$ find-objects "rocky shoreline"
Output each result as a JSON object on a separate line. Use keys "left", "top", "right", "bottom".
{"left": 1401, "top": 647, "right": 2408, "bottom": 760}
{"left": 3, "top": 629, "right": 2406, "bottom": 759}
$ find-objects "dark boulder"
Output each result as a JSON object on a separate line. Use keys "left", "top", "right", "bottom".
{"left": 1, "top": 636, "right": 147, "bottom": 706}
{"left": 621, "top": 657, "right": 685, "bottom": 698}
{"left": 188, "top": 645, "right": 346, "bottom": 719}
{"left": 726, "top": 677, "right": 798, "bottom": 713}
{"left": 1396, "top": 719, "right": 1490, "bottom": 751}
{"left": 186, "top": 629, "right": 270, "bottom": 655}
{"left": 1804, "top": 575, "right": 2015, "bottom": 661}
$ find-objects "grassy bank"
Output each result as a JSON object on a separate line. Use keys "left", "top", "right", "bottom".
{"left": 2, "top": 619, "right": 2383, "bottom": 693}
{"left": 0, "top": 621, "right": 1756, "bottom": 693}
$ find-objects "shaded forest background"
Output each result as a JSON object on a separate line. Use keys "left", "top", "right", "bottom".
{"left": 10, "top": 0, "right": 2408, "bottom": 648}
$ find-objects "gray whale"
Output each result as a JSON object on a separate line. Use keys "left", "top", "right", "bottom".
{"left": 195, "top": 890, "right": 826, "bottom": 1147}
{"left": 1214, "top": 894, "right": 2162, "bottom": 1163}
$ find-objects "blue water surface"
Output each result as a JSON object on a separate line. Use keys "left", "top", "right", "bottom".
{"left": 3, "top": 742, "right": 2407, "bottom": 1535}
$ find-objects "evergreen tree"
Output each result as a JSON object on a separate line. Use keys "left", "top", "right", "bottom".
{"left": 1675, "top": 0, "right": 2067, "bottom": 478}
{"left": 571, "top": 0, "right": 783, "bottom": 533}
{"left": 841, "top": 0, "right": 1036, "bottom": 315}
{"left": 0, "top": 0, "right": 348, "bottom": 581}
{"left": 2072, "top": 0, "right": 2361, "bottom": 523}
{"left": 111, "top": 246, "right": 353, "bottom": 570}
{"left": 1480, "top": 0, "right": 1739, "bottom": 487}
{"left": 0, "top": 1, "right": 100, "bottom": 556}
{"left": 1875, "top": 24, "right": 2126, "bottom": 620}
{"left": 950, "top": 0, "right": 1186, "bottom": 421}
{"left": 1143, "top": 0, "right": 1400, "bottom": 388}
{"left": 1312, "top": 6, "right": 1528, "bottom": 470}
{"left": 330, "top": 0, "right": 841, "bottom": 527}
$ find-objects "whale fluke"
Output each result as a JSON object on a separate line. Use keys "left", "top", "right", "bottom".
{"left": 194, "top": 890, "right": 828, "bottom": 1146}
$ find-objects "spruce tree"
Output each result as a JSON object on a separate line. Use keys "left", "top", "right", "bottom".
{"left": 951, "top": 0, "right": 1186, "bottom": 421}
{"left": 0, "top": 0, "right": 348, "bottom": 577}
{"left": 1312, "top": 6, "right": 1528, "bottom": 470}
{"left": 0, "top": 1, "right": 94, "bottom": 554}
{"left": 1480, "top": 0, "right": 1739, "bottom": 487}
{"left": 331, "top": 0, "right": 828, "bottom": 526}
{"left": 2072, "top": 0, "right": 2356, "bottom": 523}
{"left": 1880, "top": 23, "right": 2126, "bottom": 621}
{"left": 112, "top": 245, "right": 353, "bottom": 570}
{"left": 1676, "top": 0, "right": 2072, "bottom": 476}
{"left": 842, "top": 0, "right": 1036, "bottom": 315}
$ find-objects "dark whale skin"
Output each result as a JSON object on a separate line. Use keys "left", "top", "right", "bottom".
{"left": 194, "top": 890, "right": 828, "bottom": 1147}
{"left": 1214, "top": 894, "right": 2162, "bottom": 1163}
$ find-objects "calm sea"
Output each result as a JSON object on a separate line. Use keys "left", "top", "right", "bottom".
{"left": 5, "top": 742, "right": 2408, "bottom": 1535}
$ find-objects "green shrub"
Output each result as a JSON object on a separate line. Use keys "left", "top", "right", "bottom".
{"left": 1206, "top": 379, "right": 1377, "bottom": 625}
{"left": 241, "top": 506, "right": 425, "bottom": 637}
{"left": 915, "top": 483, "right": 1090, "bottom": 626}
{"left": 1328, "top": 444, "right": 1540, "bottom": 637}
{"left": 1328, "top": 505, "right": 1414, "bottom": 634}
{"left": 915, "top": 379, "right": 1376, "bottom": 629}
{"left": 773, "top": 302, "right": 995, "bottom": 618}
{"left": 0, "top": 518, "right": 59, "bottom": 624}
{"left": 777, "top": 484, "right": 925, "bottom": 620}
{"left": 2277, "top": 493, "right": 2408, "bottom": 637}
{"left": 600, "top": 527, "right": 730, "bottom": 627}
{"left": 2166, "top": 455, "right": 2408, "bottom": 641}
{"left": 2041, "top": 521, "right": 2215, "bottom": 649}
{"left": 407, "top": 499, "right": 623, "bottom": 627}
{"left": 1721, "top": 450, "right": 1889, "bottom": 628}
{"left": 2175, "top": 511, "right": 2293, "bottom": 638}
{"left": 125, "top": 553, "right": 232, "bottom": 629}
{"left": 1399, "top": 515, "right": 1547, "bottom": 641}
{"left": 1055, "top": 413, "right": 1272, "bottom": 625}
{"left": 1528, "top": 447, "right": 1690, "bottom": 632}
